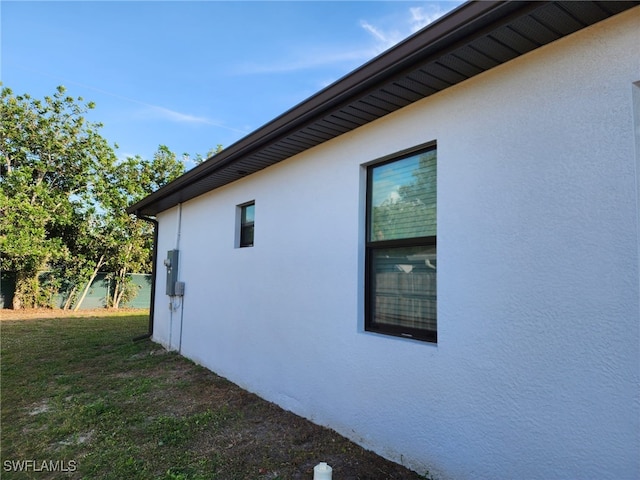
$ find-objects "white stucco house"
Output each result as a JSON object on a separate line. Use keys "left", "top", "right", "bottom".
{"left": 128, "top": 2, "right": 640, "bottom": 479}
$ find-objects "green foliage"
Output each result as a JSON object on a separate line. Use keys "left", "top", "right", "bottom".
{"left": 0, "top": 85, "right": 114, "bottom": 308}
{"left": 99, "top": 144, "right": 185, "bottom": 308}
{"left": 1, "top": 85, "right": 189, "bottom": 309}
{"left": 189, "top": 144, "right": 223, "bottom": 166}
{"left": 371, "top": 150, "right": 437, "bottom": 241}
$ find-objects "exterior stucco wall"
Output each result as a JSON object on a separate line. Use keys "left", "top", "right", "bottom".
{"left": 153, "top": 9, "right": 640, "bottom": 480}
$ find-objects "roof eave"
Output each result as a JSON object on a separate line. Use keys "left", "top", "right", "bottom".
{"left": 128, "top": 0, "right": 639, "bottom": 217}
{"left": 127, "top": 0, "right": 516, "bottom": 217}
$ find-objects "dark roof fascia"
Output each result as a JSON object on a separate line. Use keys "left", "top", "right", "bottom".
{"left": 127, "top": 0, "right": 509, "bottom": 217}
{"left": 128, "top": 1, "right": 637, "bottom": 217}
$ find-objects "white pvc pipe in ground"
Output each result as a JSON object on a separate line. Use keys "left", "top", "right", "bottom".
{"left": 313, "top": 462, "right": 332, "bottom": 480}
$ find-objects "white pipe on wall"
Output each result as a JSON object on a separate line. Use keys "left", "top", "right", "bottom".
{"left": 169, "top": 204, "right": 184, "bottom": 351}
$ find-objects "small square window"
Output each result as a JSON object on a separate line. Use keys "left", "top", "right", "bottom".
{"left": 239, "top": 202, "right": 254, "bottom": 247}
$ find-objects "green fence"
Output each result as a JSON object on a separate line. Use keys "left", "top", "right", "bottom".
{"left": 0, "top": 272, "right": 151, "bottom": 310}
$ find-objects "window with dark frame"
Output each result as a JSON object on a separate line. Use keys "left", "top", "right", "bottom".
{"left": 239, "top": 202, "right": 255, "bottom": 247}
{"left": 365, "top": 146, "right": 437, "bottom": 342}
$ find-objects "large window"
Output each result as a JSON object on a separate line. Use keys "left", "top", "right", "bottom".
{"left": 366, "top": 146, "right": 437, "bottom": 342}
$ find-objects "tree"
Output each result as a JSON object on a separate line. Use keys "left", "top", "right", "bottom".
{"left": 189, "top": 144, "right": 223, "bottom": 166}
{"left": 371, "top": 150, "right": 436, "bottom": 241}
{"left": 100, "top": 145, "right": 185, "bottom": 308}
{"left": 1, "top": 85, "right": 199, "bottom": 310}
{"left": 0, "top": 85, "right": 116, "bottom": 308}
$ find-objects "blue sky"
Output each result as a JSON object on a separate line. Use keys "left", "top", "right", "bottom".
{"left": 2, "top": 1, "right": 462, "bottom": 169}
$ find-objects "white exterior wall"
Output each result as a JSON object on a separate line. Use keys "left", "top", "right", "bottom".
{"left": 153, "top": 9, "right": 640, "bottom": 480}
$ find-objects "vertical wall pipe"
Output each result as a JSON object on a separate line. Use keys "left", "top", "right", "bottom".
{"left": 169, "top": 204, "right": 184, "bottom": 352}
{"left": 133, "top": 213, "right": 158, "bottom": 342}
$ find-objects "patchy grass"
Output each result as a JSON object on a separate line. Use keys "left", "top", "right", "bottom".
{"left": 1, "top": 314, "right": 427, "bottom": 479}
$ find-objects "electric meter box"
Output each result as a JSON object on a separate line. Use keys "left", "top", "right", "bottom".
{"left": 165, "top": 249, "right": 179, "bottom": 296}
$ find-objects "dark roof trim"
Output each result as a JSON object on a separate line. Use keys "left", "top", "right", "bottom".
{"left": 128, "top": 0, "right": 639, "bottom": 217}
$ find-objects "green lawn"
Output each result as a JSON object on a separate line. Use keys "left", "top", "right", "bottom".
{"left": 0, "top": 315, "right": 428, "bottom": 480}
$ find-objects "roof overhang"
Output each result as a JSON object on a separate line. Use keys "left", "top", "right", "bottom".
{"left": 128, "top": 0, "right": 639, "bottom": 217}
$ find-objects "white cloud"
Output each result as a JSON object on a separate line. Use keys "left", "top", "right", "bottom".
{"left": 360, "top": 20, "right": 404, "bottom": 53}
{"left": 372, "top": 177, "right": 403, "bottom": 206}
{"left": 360, "top": 21, "right": 388, "bottom": 44}
{"left": 151, "top": 106, "right": 212, "bottom": 125}
{"left": 409, "top": 5, "right": 450, "bottom": 33}
{"left": 232, "top": 3, "right": 461, "bottom": 76}
{"left": 7, "top": 63, "right": 250, "bottom": 135}
{"left": 361, "top": 3, "right": 460, "bottom": 53}
{"left": 136, "top": 105, "right": 249, "bottom": 135}
{"left": 232, "top": 48, "right": 373, "bottom": 75}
